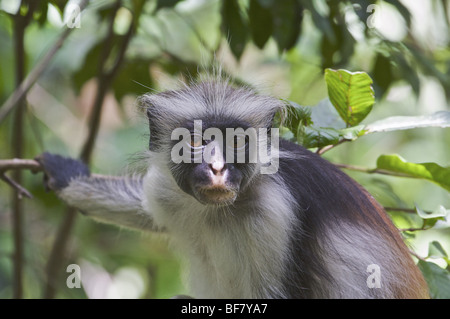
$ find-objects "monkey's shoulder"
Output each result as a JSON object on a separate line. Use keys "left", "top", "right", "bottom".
{"left": 278, "top": 138, "right": 338, "bottom": 173}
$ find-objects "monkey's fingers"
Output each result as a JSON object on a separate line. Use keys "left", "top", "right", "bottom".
{"left": 35, "top": 152, "right": 90, "bottom": 192}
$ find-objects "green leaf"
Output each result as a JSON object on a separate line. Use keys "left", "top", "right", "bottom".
{"left": 351, "top": 0, "right": 377, "bottom": 24}
{"left": 325, "top": 69, "right": 375, "bottom": 127}
{"left": 221, "top": 0, "right": 248, "bottom": 59}
{"left": 271, "top": 0, "right": 303, "bottom": 51}
{"left": 418, "top": 260, "right": 450, "bottom": 299}
{"left": 248, "top": 0, "right": 273, "bottom": 49}
{"left": 302, "top": 1, "right": 334, "bottom": 43}
{"left": 72, "top": 42, "right": 104, "bottom": 93}
{"left": 383, "top": 0, "right": 412, "bottom": 27}
{"left": 376, "top": 155, "right": 450, "bottom": 191}
{"left": 281, "top": 99, "right": 366, "bottom": 148}
{"left": 372, "top": 53, "right": 394, "bottom": 98}
{"left": 427, "top": 241, "right": 448, "bottom": 259}
{"left": 338, "top": 125, "right": 366, "bottom": 140}
{"left": 415, "top": 203, "right": 448, "bottom": 228}
{"left": 309, "top": 98, "right": 345, "bottom": 129}
{"left": 112, "top": 60, "right": 153, "bottom": 101}
{"left": 318, "top": 1, "right": 355, "bottom": 68}
{"left": 156, "top": 0, "right": 183, "bottom": 11}
{"left": 131, "top": 0, "right": 145, "bottom": 18}
{"left": 391, "top": 52, "right": 420, "bottom": 96}
{"left": 365, "top": 111, "right": 450, "bottom": 133}
{"left": 300, "top": 127, "right": 340, "bottom": 148}
{"left": 36, "top": 1, "right": 49, "bottom": 26}
{"left": 415, "top": 204, "right": 449, "bottom": 219}
{"left": 283, "top": 100, "right": 313, "bottom": 128}
{"left": 48, "top": 0, "right": 67, "bottom": 15}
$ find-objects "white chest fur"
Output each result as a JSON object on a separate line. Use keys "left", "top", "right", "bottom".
{"left": 142, "top": 166, "right": 295, "bottom": 298}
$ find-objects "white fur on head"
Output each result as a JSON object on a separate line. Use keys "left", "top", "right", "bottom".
{"left": 138, "top": 77, "right": 285, "bottom": 153}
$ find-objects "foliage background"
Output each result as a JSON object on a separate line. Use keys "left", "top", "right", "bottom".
{"left": 0, "top": 0, "right": 449, "bottom": 298}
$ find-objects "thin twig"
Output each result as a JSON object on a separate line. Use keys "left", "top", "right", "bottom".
{"left": 409, "top": 249, "right": 427, "bottom": 262}
{"left": 10, "top": 0, "right": 39, "bottom": 298}
{"left": 399, "top": 227, "right": 428, "bottom": 232}
{"left": 384, "top": 206, "right": 433, "bottom": 215}
{"left": 316, "top": 139, "right": 350, "bottom": 155}
{"left": 0, "top": 158, "right": 105, "bottom": 177}
{"left": 0, "top": 158, "right": 42, "bottom": 172}
{"left": 0, "top": 173, "right": 33, "bottom": 199}
{"left": 334, "top": 163, "right": 412, "bottom": 178}
{"left": 80, "top": 0, "right": 133, "bottom": 162}
{"left": 0, "top": 159, "right": 42, "bottom": 199}
{"left": 0, "top": 0, "right": 89, "bottom": 123}
{"left": 44, "top": 0, "right": 136, "bottom": 299}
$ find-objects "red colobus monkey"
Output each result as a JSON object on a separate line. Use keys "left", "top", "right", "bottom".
{"left": 37, "top": 79, "right": 429, "bottom": 298}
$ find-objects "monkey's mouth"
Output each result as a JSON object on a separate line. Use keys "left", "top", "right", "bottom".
{"left": 196, "top": 186, "right": 237, "bottom": 205}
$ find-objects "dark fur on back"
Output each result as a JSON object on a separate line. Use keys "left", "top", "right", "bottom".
{"left": 276, "top": 140, "right": 428, "bottom": 298}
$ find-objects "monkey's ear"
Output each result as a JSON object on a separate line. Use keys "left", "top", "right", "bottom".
{"left": 271, "top": 105, "right": 287, "bottom": 128}
{"left": 146, "top": 108, "right": 161, "bottom": 152}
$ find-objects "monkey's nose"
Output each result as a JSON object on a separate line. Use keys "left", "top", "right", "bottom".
{"left": 209, "top": 161, "right": 227, "bottom": 175}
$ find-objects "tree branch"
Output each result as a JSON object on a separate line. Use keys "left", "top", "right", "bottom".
{"left": 384, "top": 206, "right": 433, "bottom": 215}
{"left": 0, "top": 173, "right": 33, "bottom": 199}
{"left": 399, "top": 227, "right": 429, "bottom": 232}
{"left": 0, "top": 159, "right": 40, "bottom": 201}
{"left": 0, "top": 158, "right": 105, "bottom": 186}
{"left": 80, "top": 0, "right": 133, "bottom": 162}
{"left": 0, "top": 0, "right": 89, "bottom": 124}
{"left": 316, "top": 139, "right": 350, "bottom": 156}
{"left": 409, "top": 249, "right": 427, "bottom": 262}
{"left": 10, "top": 0, "right": 39, "bottom": 298}
{"left": 334, "top": 163, "right": 412, "bottom": 178}
{"left": 0, "top": 158, "right": 42, "bottom": 172}
{"left": 44, "top": 0, "right": 137, "bottom": 299}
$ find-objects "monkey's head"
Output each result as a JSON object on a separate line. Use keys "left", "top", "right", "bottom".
{"left": 140, "top": 80, "right": 284, "bottom": 206}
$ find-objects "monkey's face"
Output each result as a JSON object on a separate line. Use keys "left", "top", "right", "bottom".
{"left": 143, "top": 81, "right": 283, "bottom": 205}
{"left": 168, "top": 120, "right": 259, "bottom": 206}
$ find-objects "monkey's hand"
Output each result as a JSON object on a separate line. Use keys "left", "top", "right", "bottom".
{"left": 35, "top": 152, "right": 90, "bottom": 192}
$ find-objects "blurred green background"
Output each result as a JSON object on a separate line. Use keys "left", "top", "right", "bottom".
{"left": 0, "top": 0, "right": 449, "bottom": 298}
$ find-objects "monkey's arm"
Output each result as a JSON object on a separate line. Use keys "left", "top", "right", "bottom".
{"left": 36, "top": 152, "right": 158, "bottom": 232}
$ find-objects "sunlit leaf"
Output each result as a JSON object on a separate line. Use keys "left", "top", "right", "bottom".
{"left": 418, "top": 260, "right": 450, "bottom": 299}
{"left": 365, "top": 111, "right": 450, "bottom": 133}
{"left": 325, "top": 69, "right": 375, "bottom": 127}
{"left": 376, "top": 155, "right": 450, "bottom": 191}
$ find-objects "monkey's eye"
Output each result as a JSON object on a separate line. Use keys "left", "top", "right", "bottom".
{"left": 189, "top": 133, "right": 205, "bottom": 150}
{"left": 230, "top": 135, "right": 248, "bottom": 151}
